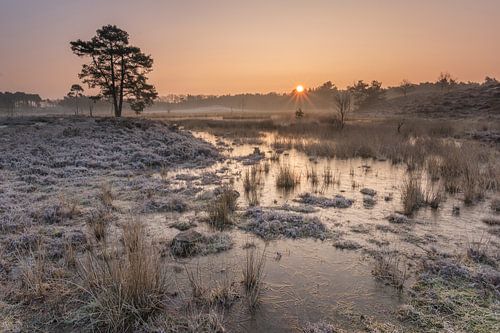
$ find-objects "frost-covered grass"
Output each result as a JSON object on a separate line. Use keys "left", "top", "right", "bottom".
{"left": 295, "top": 193, "right": 353, "bottom": 208}
{"left": 170, "top": 232, "right": 233, "bottom": 257}
{"left": 0, "top": 116, "right": 225, "bottom": 331}
{"left": 0, "top": 117, "right": 220, "bottom": 231}
{"left": 243, "top": 207, "right": 328, "bottom": 240}
{"left": 0, "top": 117, "right": 220, "bottom": 176}
{"left": 400, "top": 257, "right": 500, "bottom": 333}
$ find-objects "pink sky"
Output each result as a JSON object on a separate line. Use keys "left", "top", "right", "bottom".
{"left": 1, "top": 0, "right": 499, "bottom": 98}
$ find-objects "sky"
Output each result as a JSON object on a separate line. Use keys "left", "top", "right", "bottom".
{"left": 1, "top": 0, "right": 499, "bottom": 98}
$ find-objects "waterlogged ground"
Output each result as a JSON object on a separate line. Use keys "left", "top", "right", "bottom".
{"left": 1, "top": 117, "right": 498, "bottom": 332}
{"left": 147, "top": 130, "right": 499, "bottom": 332}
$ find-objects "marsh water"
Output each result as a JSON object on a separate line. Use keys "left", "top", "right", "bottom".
{"left": 149, "top": 130, "right": 494, "bottom": 332}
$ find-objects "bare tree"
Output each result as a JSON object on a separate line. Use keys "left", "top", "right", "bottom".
{"left": 334, "top": 91, "right": 352, "bottom": 129}
{"left": 399, "top": 79, "right": 414, "bottom": 97}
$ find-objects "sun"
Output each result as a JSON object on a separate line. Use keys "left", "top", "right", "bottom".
{"left": 295, "top": 85, "right": 304, "bottom": 93}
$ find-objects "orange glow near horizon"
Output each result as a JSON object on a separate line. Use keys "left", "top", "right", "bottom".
{"left": 0, "top": 1, "right": 499, "bottom": 98}
{"left": 295, "top": 85, "right": 305, "bottom": 93}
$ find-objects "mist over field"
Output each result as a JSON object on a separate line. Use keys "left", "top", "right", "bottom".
{"left": 1, "top": 1, "right": 499, "bottom": 332}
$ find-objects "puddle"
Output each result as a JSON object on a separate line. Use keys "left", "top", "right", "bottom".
{"left": 181, "top": 231, "right": 404, "bottom": 332}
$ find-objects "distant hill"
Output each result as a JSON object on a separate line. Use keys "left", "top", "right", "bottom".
{"left": 361, "top": 83, "right": 500, "bottom": 119}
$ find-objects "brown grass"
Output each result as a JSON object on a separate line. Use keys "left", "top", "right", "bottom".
{"left": 423, "top": 185, "right": 444, "bottom": 209}
{"left": 18, "top": 249, "right": 50, "bottom": 298}
{"left": 86, "top": 207, "right": 112, "bottom": 241}
{"left": 242, "top": 247, "right": 266, "bottom": 310}
{"left": 63, "top": 240, "right": 77, "bottom": 268}
{"left": 177, "top": 117, "right": 499, "bottom": 206}
{"left": 276, "top": 164, "right": 301, "bottom": 190}
{"left": 186, "top": 264, "right": 205, "bottom": 299}
{"left": 243, "top": 165, "right": 261, "bottom": 193}
{"left": 207, "top": 186, "right": 238, "bottom": 229}
{"left": 462, "top": 159, "right": 486, "bottom": 204}
{"left": 77, "top": 219, "right": 169, "bottom": 331}
{"left": 372, "top": 249, "right": 408, "bottom": 290}
{"left": 98, "top": 183, "right": 114, "bottom": 208}
{"left": 306, "top": 166, "right": 319, "bottom": 187}
{"left": 466, "top": 237, "right": 497, "bottom": 267}
{"left": 401, "top": 174, "right": 424, "bottom": 215}
{"left": 186, "top": 265, "right": 239, "bottom": 309}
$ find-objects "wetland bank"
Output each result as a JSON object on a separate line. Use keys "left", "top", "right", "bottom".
{"left": 0, "top": 113, "right": 498, "bottom": 332}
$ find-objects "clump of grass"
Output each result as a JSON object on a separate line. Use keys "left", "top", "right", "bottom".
{"left": 438, "top": 143, "right": 494, "bottom": 203}
{"left": 372, "top": 249, "right": 408, "bottom": 290}
{"left": 426, "top": 156, "right": 442, "bottom": 181}
{"left": 207, "top": 186, "right": 238, "bottom": 229}
{"left": 63, "top": 240, "right": 77, "bottom": 268}
{"left": 439, "top": 145, "right": 465, "bottom": 193}
{"left": 41, "top": 197, "right": 80, "bottom": 224}
{"left": 243, "top": 165, "right": 261, "bottom": 193}
{"left": 207, "top": 278, "right": 239, "bottom": 309}
{"left": 401, "top": 174, "right": 424, "bottom": 215}
{"left": 423, "top": 185, "right": 444, "bottom": 209}
{"left": 86, "top": 207, "right": 112, "bottom": 241}
{"left": 184, "top": 310, "right": 226, "bottom": 332}
{"left": 466, "top": 237, "right": 497, "bottom": 267}
{"left": 18, "top": 248, "right": 50, "bottom": 299}
{"left": 306, "top": 166, "right": 319, "bottom": 187}
{"left": 276, "top": 164, "right": 300, "bottom": 190}
{"left": 186, "top": 265, "right": 239, "bottom": 309}
{"left": 186, "top": 264, "right": 205, "bottom": 299}
{"left": 78, "top": 219, "right": 169, "bottom": 331}
{"left": 322, "top": 166, "right": 334, "bottom": 186}
{"left": 462, "top": 160, "right": 486, "bottom": 204}
{"left": 98, "top": 183, "right": 114, "bottom": 208}
{"left": 242, "top": 247, "right": 266, "bottom": 310}
{"left": 246, "top": 189, "right": 260, "bottom": 207}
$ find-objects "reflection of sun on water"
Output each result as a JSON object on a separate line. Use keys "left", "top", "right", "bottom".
{"left": 295, "top": 85, "right": 304, "bottom": 93}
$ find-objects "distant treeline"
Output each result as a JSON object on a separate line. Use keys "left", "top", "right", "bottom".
{"left": 152, "top": 77, "right": 494, "bottom": 112}
{"left": 151, "top": 81, "right": 378, "bottom": 111}
{"left": 2, "top": 75, "right": 497, "bottom": 114}
{"left": 0, "top": 92, "right": 42, "bottom": 112}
